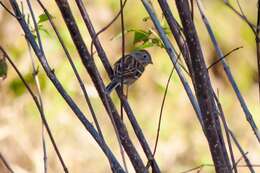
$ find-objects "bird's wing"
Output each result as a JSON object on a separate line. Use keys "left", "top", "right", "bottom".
{"left": 114, "top": 54, "right": 144, "bottom": 79}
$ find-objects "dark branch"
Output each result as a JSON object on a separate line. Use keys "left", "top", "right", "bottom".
{"left": 75, "top": 0, "right": 161, "bottom": 172}
{"left": 175, "top": 1, "right": 232, "bottom": 172}
{"left": 8, "top": 1, "right": 124, "bottom": 172}
{"left": 55, "top": 0, "right": 147, "bottom": 172}
{"left": 196, "top": 0, "right": 260, "bottom": 143}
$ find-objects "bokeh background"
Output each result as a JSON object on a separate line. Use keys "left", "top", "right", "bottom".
{"left": 0, "top": 0, "right": 259, "bottom": 172}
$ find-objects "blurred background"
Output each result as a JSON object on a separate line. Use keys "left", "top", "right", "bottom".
{"left": 0, "top": 0, "right": 259, "bottom": 172}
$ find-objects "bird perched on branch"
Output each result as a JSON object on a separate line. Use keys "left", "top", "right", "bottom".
{"left": 105, "top": 50, "right": 153, "bottom": 94}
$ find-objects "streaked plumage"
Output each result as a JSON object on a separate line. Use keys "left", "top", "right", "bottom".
{"left": 105, "top": 50, "right": 152, "bottom": 94}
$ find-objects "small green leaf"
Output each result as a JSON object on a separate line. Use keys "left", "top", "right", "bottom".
{"left": 133, "top": 30, "right": 151, "bottom": 44}
{"left": 38, "top": 13, "right": 54, "bottom": 24}
{"left": 38, "top": 14, "right": 48, "bottom": 23}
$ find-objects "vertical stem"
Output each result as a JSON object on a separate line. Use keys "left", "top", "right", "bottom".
{"left": 54, "top": 0, "right": 147, "bottom": 172}
{"left": 119, "top": 0, "right": 128, "bottom": 172}
{"left": 256, "top": 0, "right": 260, "bottom": 103}
{"left": 175, "top": 1, "right": 232, "bottom": 172}
{"left": 75, "top": 1, "right": 161, "bottom": 172}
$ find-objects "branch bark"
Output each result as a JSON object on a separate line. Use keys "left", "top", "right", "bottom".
{"left": 175, "top": 1, "right": 232, "bottom": 172}
{"left": 75, "top": 0, "right": 161, "bottom": 172}
{"left": 54, "top": 0, "right": 147, "bottom": 172}
{"left": 9, "top": 0, "right": 125, "bottom": 172}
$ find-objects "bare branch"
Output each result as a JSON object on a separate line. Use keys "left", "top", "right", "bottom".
{"left": 175, "top": 1, "right": 232, "bottom": 172}
{"left": 0, "top": 1, "right": 17, "bottom": 17}
{"left": 36, "top": 0, "right": 106, "bottom": 147}
{"left": 75, "top": 0, "right": 161, "bottom": 172}
{"left": 142, "top": 0, "right": 203, "bottom": 127}
{"left": 207, "top": 46, "right": 243, "bottom": 70}
{"left": 0, "top": 46, "right": 69, "bottom": 173}
{"left": 224, "top": 0, "right": 256, "bottom": 33}
{"left": 54, "top": 0, "right": 147, "bottom": 172}
{"left": 0, "top": 153, "right": 14, "bottom": 173}
{"left": 8, "top": 1, "right": 124, "bottom": 171}
{"left": 153, "top": 67, "right": 174, "bottom": 157}
{"left": 256, "top": 0, "right": 260, "bottom": 103}
{"left": 197, "top": 0, "right": 260, "bottom": 143}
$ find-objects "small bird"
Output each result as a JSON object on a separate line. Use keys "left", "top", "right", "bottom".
{"left": 105, "top": 50, "right": 153, "bottom": 94}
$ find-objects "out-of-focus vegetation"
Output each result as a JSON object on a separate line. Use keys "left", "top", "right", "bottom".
{"left": 0, "top": 0, "right": 259, "bottom": 172}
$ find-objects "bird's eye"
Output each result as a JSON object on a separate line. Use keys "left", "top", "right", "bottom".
{"left": 143, "top": 55, "right": 147, "bottom": 58}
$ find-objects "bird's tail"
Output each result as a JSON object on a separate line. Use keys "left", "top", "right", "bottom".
{"left": 105, "top": 79, "right": 121, "bottom": 94}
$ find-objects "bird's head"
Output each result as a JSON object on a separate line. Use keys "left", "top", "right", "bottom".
{"left": 132, "top": 50, "right": 153, "bottom": 66}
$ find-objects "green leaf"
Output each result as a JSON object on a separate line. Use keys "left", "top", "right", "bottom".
{"left": 38, "top": 13, "right": 54, "bottom": 24}
{"left": 133, "top": 30, "right": 151, "bottom": 44}
{"left": 38, "top": 14, "right": 48, "bottom": 24}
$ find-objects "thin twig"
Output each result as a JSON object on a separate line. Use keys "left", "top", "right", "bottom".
{"left": 0, "top": 153, "right": 14, "bottom": 173}
{"left": 142, "top": 0, "right": 203, "bottom": 127}
{"left": 54, "top": 0, "right": 146, "bottom": 172}
{"left": 0, "top": 46, "right": 69, "bottom": 173}
{"left": 33, "top": 3, "right": 114, "bottom": 170}
{"left": 234, "top": 152, "right": 249, "bottom": 168}
{"left": 197, "top": 0, "right": 260, "bottom": 143}
{"left": 224, "top": 0, "right": 256, "bottom": 33}
{"left": 157, "top": 0, "right": 194, "bottom": 83}
{"left": 180, "top": 163, "right": 260, "bottom": 173}
{"left": 75, "top": 0, "right": 160, "bottom": 172}
{"left": 180, "top": 164, "right": 213, "bottom": 173}
{"left": 228, "top": 130, "right": 255, "bottom": 173}
{"left": 74, "top": 1, "right": 131, "bottom": 172}
{"left": 90, "top": 0, "right": 128, "bottom": 61}
{"left": 213, "top": 91, "right": 238, "bottom": 173}
{"left": 26, "top": 39, "right": 48, "bottom": 173}
{"left": 36, "top": 0, "right": 106, "bottom": 143}
{"left": 153, "top": 67, "right": 174, "bottom": 156}
{"left": 146, "top": 66, "right": 175, "bottom": 169}
{"left": 187, "top": 59, "right": 255, "bottom": 173}
{"left": 25, "top": 5, "right": 47, "bottom": 172}
{"left": 0, "top": 1, "right": 17, "bottom": 17}
{"left": 119, "top": 0, "right": 128, "bottom": 172}
{"left": 256, "top": 0, "right": 260, "bottom": 102}
{"left": 207, "top": 46, "right": 243, "bottom": 70}
{"left": 8, "top": 1, "right": 124, "bottom": 171}
{"left": 26, "top": 0, "right": 44, "bottom": 54}
{"left": 120, "top": 0, "right": 126, "bottom": 120}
